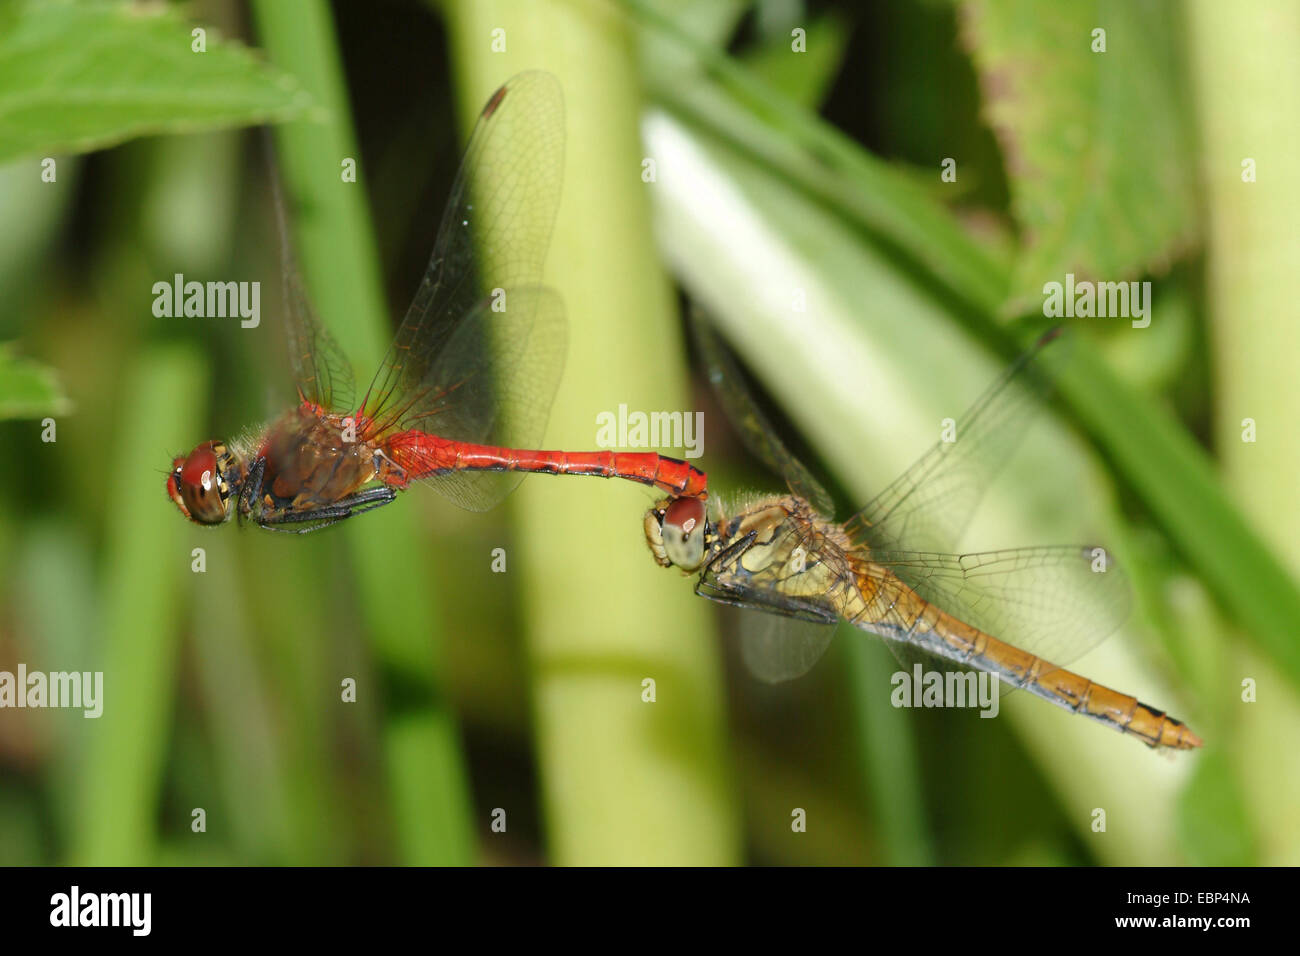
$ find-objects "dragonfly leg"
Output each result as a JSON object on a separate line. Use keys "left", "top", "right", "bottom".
{"left": 236, "top": 456, "right": 268, "bottom": 529}
{"left": 701, "top": 528, "right": 758, "bottom": 575}
{"left": 255, "top": 486, "right": 398, "bottom": 534}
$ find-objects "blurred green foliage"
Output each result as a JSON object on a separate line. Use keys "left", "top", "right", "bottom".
{"left": 0, "top": 0, "right": 1295, "bottom": 866}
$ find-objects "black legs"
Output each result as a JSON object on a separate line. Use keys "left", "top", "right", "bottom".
{"left": 239, "top": 456, "right": 399, "bottom": 534}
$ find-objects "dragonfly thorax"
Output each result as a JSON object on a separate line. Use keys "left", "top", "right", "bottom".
{"left": 167, "top": 439, "right": 240, "bottom": 525}
{"left": 713, "top": 499, "right": 846, "bottom": 597}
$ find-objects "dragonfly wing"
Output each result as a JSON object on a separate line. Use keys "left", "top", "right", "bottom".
{"left": 266, "top": 136, "right": 357, "bottom": 412}
{"left": 843, "top": 328, "right": 1064, "bottom": 556}
{"left": 382, "top": 285, "right": 566, "bottom": 512}
{"left": 695, "top": 511, "right": 844, "bottom": 681}
{"left": 689, "top": 307, "right": 835, "bottom": 517}
{"left": 852, "top": 546, "right": 1130, "bottom": 698}
{"left": 738, "top": 615, "right": 838, "bottom": 684}
{"left": 280, "top": 250, "right": 357, "bottom": 413}
{"left": 360, "top": 71, "right": 566, "bottom": 438}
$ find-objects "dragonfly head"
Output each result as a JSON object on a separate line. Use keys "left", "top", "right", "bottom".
{"left": 167, "top": 440, "right": 236, "bottom": 525}
{"left": 645, "top": 495, "right": 712, "bottom": 572}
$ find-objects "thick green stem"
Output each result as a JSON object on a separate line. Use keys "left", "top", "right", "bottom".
{"left": 73, "top": 347, "right": 204, "bottom": 864}
{"left": 443, "top": 0, "right": 740, "bottom": 864}
{"left": 1186, "top": 0, "right": 1300, "bottom": 866}
{"left": 251, "top": 0, "right": 474, "bottom": 865}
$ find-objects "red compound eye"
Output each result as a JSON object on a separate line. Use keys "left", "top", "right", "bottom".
{"left": 664, "top": 495, "right": 706, "bottom": 536}
{"left": 167, "top": 441, "right": 229, "bottom": 525}
{"left": 180, "top": 445, "right": 217, "bottom": 489}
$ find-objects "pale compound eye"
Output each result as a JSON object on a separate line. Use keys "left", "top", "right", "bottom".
{"left": 662, "top": 495, "right": 708, "bottom": 571}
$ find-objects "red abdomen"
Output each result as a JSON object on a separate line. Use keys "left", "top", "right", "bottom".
{"left": 382, "top": 432, "right": 707, "bottom": 497}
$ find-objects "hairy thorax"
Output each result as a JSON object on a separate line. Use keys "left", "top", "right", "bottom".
{"left": 714, "top": 495, "right": 856, "bottom": 606}
{"left": 260, "top": 405, "right": 399, "bottom": 511}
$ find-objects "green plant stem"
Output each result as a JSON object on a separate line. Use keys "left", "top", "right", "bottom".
{"left": 251, "top": 0, "right": 474, "bottom": 865}
{"left": 72, "top": 347, "right": 204, "bottom": 864}
{"left": 1185, "top": 0, "right": 1300, "bottom": 866}
{"left": 443, "top": 0, "right": 740, "bottom": 865}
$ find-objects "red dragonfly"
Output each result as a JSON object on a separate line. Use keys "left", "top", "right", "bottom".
{"left": 168, "top": 72, "right": 705, "bottom": 533}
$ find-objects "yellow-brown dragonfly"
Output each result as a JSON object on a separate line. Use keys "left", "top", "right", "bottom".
{"left": 645, "top": 321, "right": 1200, "bottom": 750}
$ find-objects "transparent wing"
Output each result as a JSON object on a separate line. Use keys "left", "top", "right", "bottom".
{"left": 738, "top": 615, "right": 838, "bottom": 684}
{"left": 265, "top": 132, "right": 356, "bottom": 412}
{"left": 690, "top": 307, "right": 835, "bottom": 517}
{"left": 382, "top": 285, "right": 566, "bottom": 512}
{"left": 360, "top": 71, "right": 566, "bottom": 440}
{"left": 695, "top": 508, "right": 844, "bottom": 681}
{"left": 843, "top": 328, "right": 1064, "bottom": 556}
{"left": 281, "top": 250, "right": 357, "bottom": 413}
{"left": 852, "top": 545, "right": 1131, "bottom": 696}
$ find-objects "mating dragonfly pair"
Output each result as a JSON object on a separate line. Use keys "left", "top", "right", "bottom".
{"left": 166, "top": 72, "right": 1200, "bottom": 751}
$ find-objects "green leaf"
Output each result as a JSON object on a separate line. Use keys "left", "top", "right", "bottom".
{"left": 0, "top": 344, "right": 70, "bottom": 418}
{"left": 742, "top": 14, "right": 850, "bottom": 108}
{"left": 629, "top": 0, "right": 1013, "bottom": 316}
{"left": 0, "top": 0, "right": 313, "bottom": 163}
{"left": 959, "top": 0, "right": 1198, "bottom": 312}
